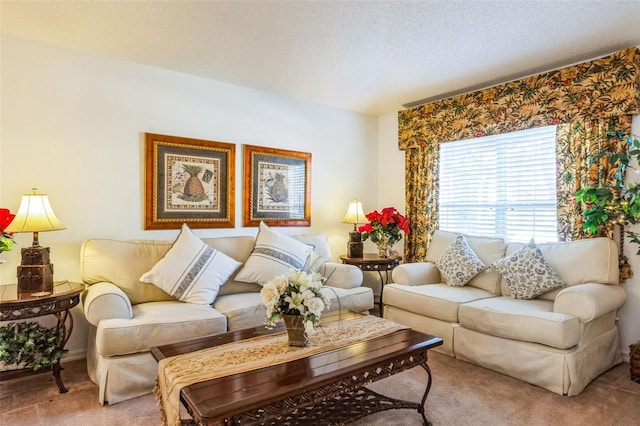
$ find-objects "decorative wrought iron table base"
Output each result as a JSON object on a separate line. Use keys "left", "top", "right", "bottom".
{"left": 183, "top": 355, "right": 433, "bottom": 426}
{"left": 257, "top": 374, "right": 433, "bottom": 426}
{"left": 0, "top": 282, "right": 83, "bottom": 393}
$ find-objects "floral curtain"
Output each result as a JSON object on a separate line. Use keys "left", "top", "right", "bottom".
{"left": 398, "top": 47, "right": 640, "bottom": 263}
{"left": 556, "top": 116, "right": 632, "bottom": 241}
{"left": 405, "top": 143, "right": 438, "bottom": 261}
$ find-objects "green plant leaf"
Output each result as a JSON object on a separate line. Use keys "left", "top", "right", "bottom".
{"left": 0, "top": 322, "right": 66, "bottom": 371}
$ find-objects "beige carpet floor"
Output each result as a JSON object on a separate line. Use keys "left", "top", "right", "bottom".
{"left": 1, "top": 352, "right": 639, "bottom": 426}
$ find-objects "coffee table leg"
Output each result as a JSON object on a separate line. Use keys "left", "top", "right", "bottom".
{"left": 417, "top": 362, "right": 434, "bottom": 426}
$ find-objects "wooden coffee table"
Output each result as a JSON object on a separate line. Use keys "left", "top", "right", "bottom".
{"left": 151, "top": 311, "right": 443, "bottom": 425}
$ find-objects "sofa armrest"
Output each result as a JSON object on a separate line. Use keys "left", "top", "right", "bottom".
{"left": 554, "top": 283, "right": 626, "bottom": 322}
{"left": 391, "top": 262, "right": 441, "bottom": 286}
{"left": 320, "top": 262, "right": 363, "bottom": 289}
{"left": 82, "top": 281, "right": 133, "bottom": 327}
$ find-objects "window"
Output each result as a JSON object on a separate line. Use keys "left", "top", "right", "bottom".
{"left": 438, "top": 126, "right": 558, "bottom": 243}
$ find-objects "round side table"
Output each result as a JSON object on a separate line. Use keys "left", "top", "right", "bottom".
{"left": 339, "top": 254, "right": 401, "bottom": 317}
{"left": 0, "top": 280, "right": 85, "bottom": 393}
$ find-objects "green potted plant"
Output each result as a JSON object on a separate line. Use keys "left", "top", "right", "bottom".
{"left": 576, "top": 131, "right": 640, "bottom": 382}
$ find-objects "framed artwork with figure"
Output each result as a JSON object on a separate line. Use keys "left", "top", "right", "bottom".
{"left": 243, "top": 145, "right": 311, "bottom": 227}
{"left": 144, "top": 133, "right": 235, "bottom": 229}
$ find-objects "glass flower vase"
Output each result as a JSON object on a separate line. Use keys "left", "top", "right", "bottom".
{"left": 282, "top": 314, "right": 308, "bottom": 347}
{"left": 376, "top": 243, "right": 390, "bottom": 258}
{"left": 375, "top": 234, "right": 391, "bottom": 258}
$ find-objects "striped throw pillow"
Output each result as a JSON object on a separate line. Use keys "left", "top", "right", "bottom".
{"left": 235, "top": 221, "right": 313, "bottom": 285}
{"left": 140, "top": 224, "right": 241, "bottom": 304}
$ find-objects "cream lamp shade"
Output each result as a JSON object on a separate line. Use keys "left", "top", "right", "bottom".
{"left": 5, "top": 188, "right": 66, "bottom": 247}
{"left": 342, "top": 199, "right": 366, "bottom": 231}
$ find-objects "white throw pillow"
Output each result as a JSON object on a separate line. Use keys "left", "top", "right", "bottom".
{"left": 235, "top": 221, "right": 313, "bottom": 285}
{"left": 492, "top": 239, "right": 566, "bottom": 299}
{"left": 140, "top": 224, "right": 242, "bottom": 304}
{"left": 435, "top": 234, "right": 486, "bottom": 287}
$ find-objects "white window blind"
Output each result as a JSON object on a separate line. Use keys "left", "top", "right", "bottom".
{"left": 438, "top": 126, "right": 558, "bottom": 243}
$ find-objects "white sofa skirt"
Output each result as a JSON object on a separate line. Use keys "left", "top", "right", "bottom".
{"left": 87, "top": 326, "right": 159, "bottom": 405}
{"left": 454, "top": 316, "right": 622, "bottom": 396}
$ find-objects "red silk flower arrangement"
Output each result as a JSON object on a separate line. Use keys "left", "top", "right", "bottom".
{"left": 358, "top": 207, "right": 410, "bottom": 247}
{"left": 0, "top": 208, "right": 16, "bottom": 253}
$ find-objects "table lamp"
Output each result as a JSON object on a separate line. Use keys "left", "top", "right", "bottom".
{"left": 4, "top": 188, "right": 66, "bottom": 295}
{"left": 342, "top": 199, "right": 366, "bottom": 258}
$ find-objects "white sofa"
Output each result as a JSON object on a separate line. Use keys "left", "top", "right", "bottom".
{"left": 383, "top": 230, "right": 626, "bottom": 396}
{"left": 80, "top": 231, "right": 374, "bottom": 405}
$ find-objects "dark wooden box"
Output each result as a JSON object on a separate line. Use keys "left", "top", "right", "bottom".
{"left": 347, "top": 232, "right": 363, "bottom": 258}
{"left": 20, "top": 247, "right": 51, "bottom": 265}
{"left": 17, "top": 264, "right": 54, "bottom": 294}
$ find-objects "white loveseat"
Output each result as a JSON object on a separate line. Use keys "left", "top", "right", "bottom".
{"left": 383, "top": 230, "right": 626, "bottom": 396}
{"left": 80, "top": 227, "right": 374, "bottom": 405}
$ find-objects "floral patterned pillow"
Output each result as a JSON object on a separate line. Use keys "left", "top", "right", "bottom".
{"left": 435, "top": 234, "right": 486, "bottom": 287}
{"left": 492, "top": 239, "right": 566, "bottom": 299}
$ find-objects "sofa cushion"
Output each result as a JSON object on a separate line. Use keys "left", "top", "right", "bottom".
{"left": 427, "top": 230, "right": 506, "bottom": 294}
{"left": 139, "top": 224, "right": 242, "bottom": 305}
{"left": 391, "top": 262, "right": 441, "bottom": 286}
{"left": 82, "top": 235, "right": 259, "bottom": 304}
{"left": 492, "top": 239, "right": 566, "bottom": 300}
{"left": 383, "top": 283, "right": 496, "bottom": 323}
{"left": 95, "top": 301, "right": 227, "bottom": 357}
{"left": 458, "top": 296, "right": 581, "bottom": 349}
{"left": 213, "top": 292, "right": 268, "bottom": 330}
{"left": 435, "top": 234, "right": 486, "bottom": 287}
{"left": 320, "top": 262, "right": 363, "bottom": 289}
{"left": 81, "top": 239, "right": 176, "bottom": 305}
{"left": 235, "top": 222, "right": 313, "bottom": 285}
{"left": 501, "top": 237, "right": 619, "bottom": 300}
{"left": 291, "top": 233, "right": 334, "bottom": 271}
{"left": 203, "top": 235, "right": 263, "bottom": 296}
{"left": 213, "top": 285, "right": 374, "bottom": 331}
{"left": 320, "top": 285, "right": 375, "bottom": 313}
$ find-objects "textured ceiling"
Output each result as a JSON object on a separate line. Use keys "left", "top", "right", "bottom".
{"left": 2, "top": 1, "right": 640, "bottom": 115}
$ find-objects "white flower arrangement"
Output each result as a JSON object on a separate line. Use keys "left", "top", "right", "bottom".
{"left": 261, "top": 269, "right": 331, "bottom": 335}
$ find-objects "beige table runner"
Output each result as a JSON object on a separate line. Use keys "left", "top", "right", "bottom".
{"left": 155, "top": 315, "right": 406, "bottom": 426}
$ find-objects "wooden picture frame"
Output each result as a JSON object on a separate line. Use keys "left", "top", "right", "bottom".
{"left": 144, "top": 133, "right": 235, "bottom": 229}
{"left": 243, "top": 145, "right": 311, "bottom": 227}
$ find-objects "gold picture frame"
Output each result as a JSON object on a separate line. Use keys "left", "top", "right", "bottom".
{"left": 144, "top": 133, "right": 235, "bottom": 229}
{"left": 243, "top": 145, "right": 311, "bottom": 227}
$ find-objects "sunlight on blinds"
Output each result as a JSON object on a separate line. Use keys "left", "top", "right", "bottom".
{"left": 439, "top": 126, "right": 558, "bottom": 243}
{"left": 287, "top": 164, "right": 306, "bottom": 218}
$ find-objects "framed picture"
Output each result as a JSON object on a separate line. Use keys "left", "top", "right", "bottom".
{"left": 243, "top": 145, "right": 311, "bottom": 227}
{"left": 144, "top": 133, "right": 235, "bottom": 229}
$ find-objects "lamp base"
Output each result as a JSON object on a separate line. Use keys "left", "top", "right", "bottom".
{"left": 17, "top": 246, "right": 54, "bottom": 295}
{"left": 347, "top": 232, "right": 363, "bottom": 258}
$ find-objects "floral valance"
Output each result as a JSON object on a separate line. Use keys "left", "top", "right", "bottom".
{"left": 398, "top": 47, "right": 640, "bottom": 150}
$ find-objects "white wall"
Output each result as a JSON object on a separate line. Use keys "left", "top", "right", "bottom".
{"left": 0, "top": 36, "right": 378, "bottom": 358}
{"left": 377, "top": 110, "right": 640, "bottom": 358}
{"left": 375, "top": 112, "right": 406, "bottom": 253}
